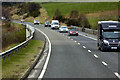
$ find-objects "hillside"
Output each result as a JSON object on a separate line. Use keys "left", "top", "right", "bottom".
{"left": 41, "top": 2, "right": 118, "bottom": 29}
{"left": 9, "top": 2, "right": 119, "bottom": 29}
{"left": 2, "top": 22, "right": 26, "bottom": 52}
{"left": 41, "top": 2, "right": 118, "bottom": 17}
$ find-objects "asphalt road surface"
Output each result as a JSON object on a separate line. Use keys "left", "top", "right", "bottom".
{"left": 32, "top": 24, "right": 119, "bottom": 79}
{"left": 12, "top": 21, "right": 120, "bottom": 79}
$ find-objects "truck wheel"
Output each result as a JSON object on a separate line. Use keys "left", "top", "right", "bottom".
{"left": 101, "top": 46, "right": 105, "bottom": 52}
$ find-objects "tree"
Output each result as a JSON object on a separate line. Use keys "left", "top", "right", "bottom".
{"left": 78, "top": 14, "right": 90, "bottom": 28}
{"left": 70, "top": 10, "right": 79, "bottom": 19}
{"left": 18, "top": 2, "right": 42, "bottom": 18}
{"left": 54, "top": 8, "right": 64, "bottom": 22}
{"left": 27, "top": 2, "right": 41, "bottom": 17}
{"left": 2, "top": 7, "right": 11, "bottom": 19}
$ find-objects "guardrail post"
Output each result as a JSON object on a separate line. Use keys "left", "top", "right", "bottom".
{"left": 15, "top": 49, "right": 17, "bottom": 54}
{"left": 8, "top": 54, "right": 10, "bottom": 59}
{"left": 3, "top": 56, "right": 6, "bottom": 62}
{"left": 12, "top": 50, "right": 14, "bottom": 56}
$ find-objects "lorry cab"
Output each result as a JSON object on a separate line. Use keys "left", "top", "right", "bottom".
{"left": 97, "top": 21, "right": 120, "bottom": 51}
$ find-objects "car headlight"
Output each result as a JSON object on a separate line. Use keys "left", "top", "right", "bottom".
{"left": 103, "top": 40, "right": 109, "bottom": 46}
{"left": 119, "top": 41, "right": 120, "bottom": 44}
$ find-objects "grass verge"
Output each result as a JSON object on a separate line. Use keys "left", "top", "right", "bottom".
{"left": 2, "top": 40, "right": 44, "bottom": 78}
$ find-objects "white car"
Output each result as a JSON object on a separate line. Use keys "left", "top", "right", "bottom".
{"left": 59, "top": 26, "right": 69, "bottom": 33}
{"left": 34, "top": 20, "right": 39, "bottom": 25}
{"left": 51, "top": 20, "right": 59, "bottom": 29}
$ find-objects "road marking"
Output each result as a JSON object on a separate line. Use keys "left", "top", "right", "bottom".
{"left": 93, "top": 54, "right": 98, "bottom": 58}
{"left": 71, "top": 39, "right": 73, "bottom": 40}
{"left": 83, "top": 46, "right": 86, "bottom": 49}
{"left": 35, "top": 28, "right": 52, "bottom": 79}
{"left": 114, "top": 72, "right": 120, "bottom": 79}
{"left": 78, "top": 43, "right": 80, "bottom": 45}
{"left": 68, "top": 37, "right": 70, "bottom": 39}
{"left": 75, "top": 41, "right": 77, "bottom": 43}
{"left": 88, "top": 50, "right": 91, "bottom": 53}
{"left": 102, "top": 61, "right": 107, "bottom": 66}
{"left": 79, "top": 33, "right": 97, "bottom": 41}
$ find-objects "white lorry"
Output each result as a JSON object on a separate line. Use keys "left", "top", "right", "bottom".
{"left": 51, "top": 20, "right": 59, "bottom": 29}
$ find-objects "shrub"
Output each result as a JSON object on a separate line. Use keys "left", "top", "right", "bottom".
{"left": 18, "top": 2, "right": 42, "bottom": 18}
{"left": 2, "top": 7, "right": 11, "bottom": 19}
{"left": 70, "top": 10, "right": 79, "bottom": 19}
{"left": 78, "top": 14, "right": 90, "bottom": 28}
{"left": 2, "top": 22, "right": 26, "bottom": 49}
{"left": 53, "top": 8, "right": 65, "bottom": 22}
{"left": 66, "top": 10, "right": 90, "bottom": 28}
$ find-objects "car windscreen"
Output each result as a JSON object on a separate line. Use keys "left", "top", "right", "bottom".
{"left": 53, "top": 22, "right": 59, "bottom": 25}
{"left": 102, "top": 31, "right": 120, "bottom": 39}
{"left": 70, "top": 29, "right": 77, "bottom": 31}
{"left": 46, "top": 22, "right": 50, "bottom": 24}
{"left": 61, "top": 27, "right": 67, "bottom": 29}
{"left": 35, "top": 20, "right": 39, "bottom": 22}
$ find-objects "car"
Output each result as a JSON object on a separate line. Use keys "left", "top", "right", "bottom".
{"left": 34, "top": 20, "right": 39, "bottom": 25}
{"left": 1, "top": 16, "right": 6, "bottom": 20}
{"left": 59, "top": 26, "right": 69, "bottom": 33}
{"left": 45, "top": 21, "right": 51, "bottom": 27}
{"left": 21, "top": 19, "right": 24, "bottom": 23}
{"left": 69, "top": 29, "right": 78, "bottom": 36}
{"left": 51, "top": 20, "right": 59, "bottom": 29}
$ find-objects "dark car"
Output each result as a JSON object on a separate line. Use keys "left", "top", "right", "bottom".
{"left": 69, "top": 29, "right": 78, "bottom": 36}
{"left": 34, "top": 20, "right": 39, "bottom": 25}
{"left": 21, "top": 19, "right": 24, "bottom": 23}
{"left": 45, "top": 21, "right": 51, "bottom": 27}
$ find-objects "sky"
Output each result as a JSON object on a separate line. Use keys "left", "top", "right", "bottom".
{"left": 0, "top": 0, "right": 119, "bottom": 2}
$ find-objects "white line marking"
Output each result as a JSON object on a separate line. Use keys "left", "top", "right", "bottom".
{"left": 78, "top": 43, "right": 80, "bottom": 45}
{"left": 68, "top": 37, "right": 70, "bottom": 39}
{"left": 88, "top": 50, "right": 91, "bottom": 53}
{"left": 83, "top": 46, "right": 86, "bottom": 48}
{"left": 114, "top": 72, "right": 120, "bottom": 79}
{"left": 94, "top": 54, "right": 98, "bottom": 58}
{"left": 79, "top": 33, "right": 97, "bottom": 41}
{"left": 35, "top": 28, "right": 51, "bottom": 79}
{"left": 75, "top": 41, "right": 77, "bottom": 43}
{"left": 102, "top": 61, "right": 108, "bottom": 66}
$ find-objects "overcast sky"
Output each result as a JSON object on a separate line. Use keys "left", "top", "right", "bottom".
{"left": 0, "top": 0, "right": 119, "bottom": 2}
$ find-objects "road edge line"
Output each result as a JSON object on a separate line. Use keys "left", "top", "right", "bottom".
{"left": 35, "top": 28, "right": 52, "bottom": 79}
{"left": 78, "top": 33, "right": 97, "bottom": 41}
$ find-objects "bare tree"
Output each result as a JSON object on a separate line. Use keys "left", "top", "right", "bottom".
{"left": 2, "top": 7, "right": 11, "bottom": 19}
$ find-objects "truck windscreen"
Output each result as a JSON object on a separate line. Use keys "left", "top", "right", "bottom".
{"left": 102, "top": 31, "right": 120, "bottom": 39}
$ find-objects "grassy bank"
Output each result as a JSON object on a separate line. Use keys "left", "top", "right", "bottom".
{"left": 41, "top": 2, "right": 118, "bottom": 17}
{"left": 2, "top": 22, "right": 26, "bottom": 51}
{"left": 41, "top": 2, "right": 118, "bottom": 30}
{"left": 12, "top": 8, "right": 48, "bottom": 24}
{"left": 2, "top": 40, "right": 44, "bottom": 78}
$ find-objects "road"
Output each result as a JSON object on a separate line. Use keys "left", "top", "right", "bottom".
{"left": 32, "top": 25, "right": 119, "bottom": 79}
{"left": 12, "top": 21, "right": 120, "bottom": 79}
